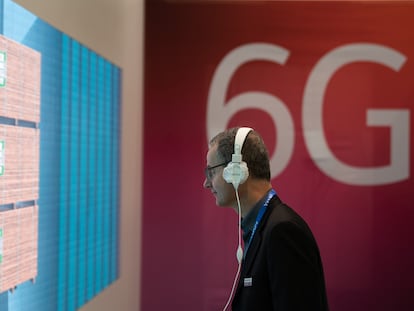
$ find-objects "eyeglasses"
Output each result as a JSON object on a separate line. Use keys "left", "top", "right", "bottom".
{"left": 204, "top": 162, "right": 228, "bottom": 180}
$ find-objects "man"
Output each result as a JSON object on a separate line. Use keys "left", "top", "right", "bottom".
{"left": 203, "top": 127, "right": 329, "bottom": 311}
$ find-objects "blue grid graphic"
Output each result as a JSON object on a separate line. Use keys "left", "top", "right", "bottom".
{"left": 0, "top": 1, "right": 121, "bottom": 310}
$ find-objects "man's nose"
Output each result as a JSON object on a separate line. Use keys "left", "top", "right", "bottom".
{"left": 203, "top": 178, "right": 211, "bottom": 189}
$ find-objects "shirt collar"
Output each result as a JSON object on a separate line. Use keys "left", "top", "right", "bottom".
{"left": 241, "top": 189, "right": 272, "bottom": 243}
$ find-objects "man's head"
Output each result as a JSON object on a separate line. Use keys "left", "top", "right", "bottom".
{"left": 203, "top": 127, "right": 271, "bottom": 208}
{"left": 210, "top": 127, "right": 271, "bottom": 181}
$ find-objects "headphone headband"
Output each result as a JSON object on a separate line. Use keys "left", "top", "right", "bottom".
{"left": 233, "top": 127, "right": 253, "bottom": 161}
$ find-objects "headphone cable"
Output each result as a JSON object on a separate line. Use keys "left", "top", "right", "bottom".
{"left": 222, "top": 189, "right": 243, "bottom": 311}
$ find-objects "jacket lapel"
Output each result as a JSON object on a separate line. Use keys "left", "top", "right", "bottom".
{"left": 233, "top": 196, "right": 282, "bottom": 300}
{"left": 242, "top": 196, "right": 281, "bottom": 275}
{"left": 242, "top": 229, "right": 262, "bottom": 275}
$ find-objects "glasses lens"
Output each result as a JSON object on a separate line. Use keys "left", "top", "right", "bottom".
{"left": 204, "top": 167, "right": 210, "bottom": 179}
{"left": 205, "top": 162, "right": 226, "bottom": 180}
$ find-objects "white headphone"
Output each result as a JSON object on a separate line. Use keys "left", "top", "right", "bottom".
{"left": 223, "top": 127, "right": 253, "bottom": 189}
{"left": 221, "top": 127, "right": 253, "bottom": 311}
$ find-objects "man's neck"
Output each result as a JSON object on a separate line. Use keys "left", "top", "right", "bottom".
{"left": 236, "top": 180, "right": 273, "bottom": 217}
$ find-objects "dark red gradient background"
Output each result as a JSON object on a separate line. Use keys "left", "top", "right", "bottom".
{"left": 142, "top": 2, "right": 414, "bottom": 310}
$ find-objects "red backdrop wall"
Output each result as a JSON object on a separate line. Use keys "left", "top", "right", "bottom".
{"left": 142, "top": 1, "right": 414, "bottom": 310}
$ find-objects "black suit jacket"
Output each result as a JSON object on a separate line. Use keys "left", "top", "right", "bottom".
{"left": 232, "top": 196, "right": 329, "bottom": 311}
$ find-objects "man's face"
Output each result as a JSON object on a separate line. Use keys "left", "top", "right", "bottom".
{"left": 203, "top": 144, "right": 235, "bottom": 208}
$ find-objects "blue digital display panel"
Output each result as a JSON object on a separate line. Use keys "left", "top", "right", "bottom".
{"left": 0, "top": 1, "right": 121, "bottom": 310}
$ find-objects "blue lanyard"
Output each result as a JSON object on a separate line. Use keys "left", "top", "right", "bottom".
{"left": 244, "top": 189, "right": 277, "bottom": 256}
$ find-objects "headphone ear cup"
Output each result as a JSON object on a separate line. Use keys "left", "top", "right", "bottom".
{"left": 222, "top": 163, "right": 233, "bottom": 184}
{"left": 223, "top": 161, "right": 249, "bottom": 186}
